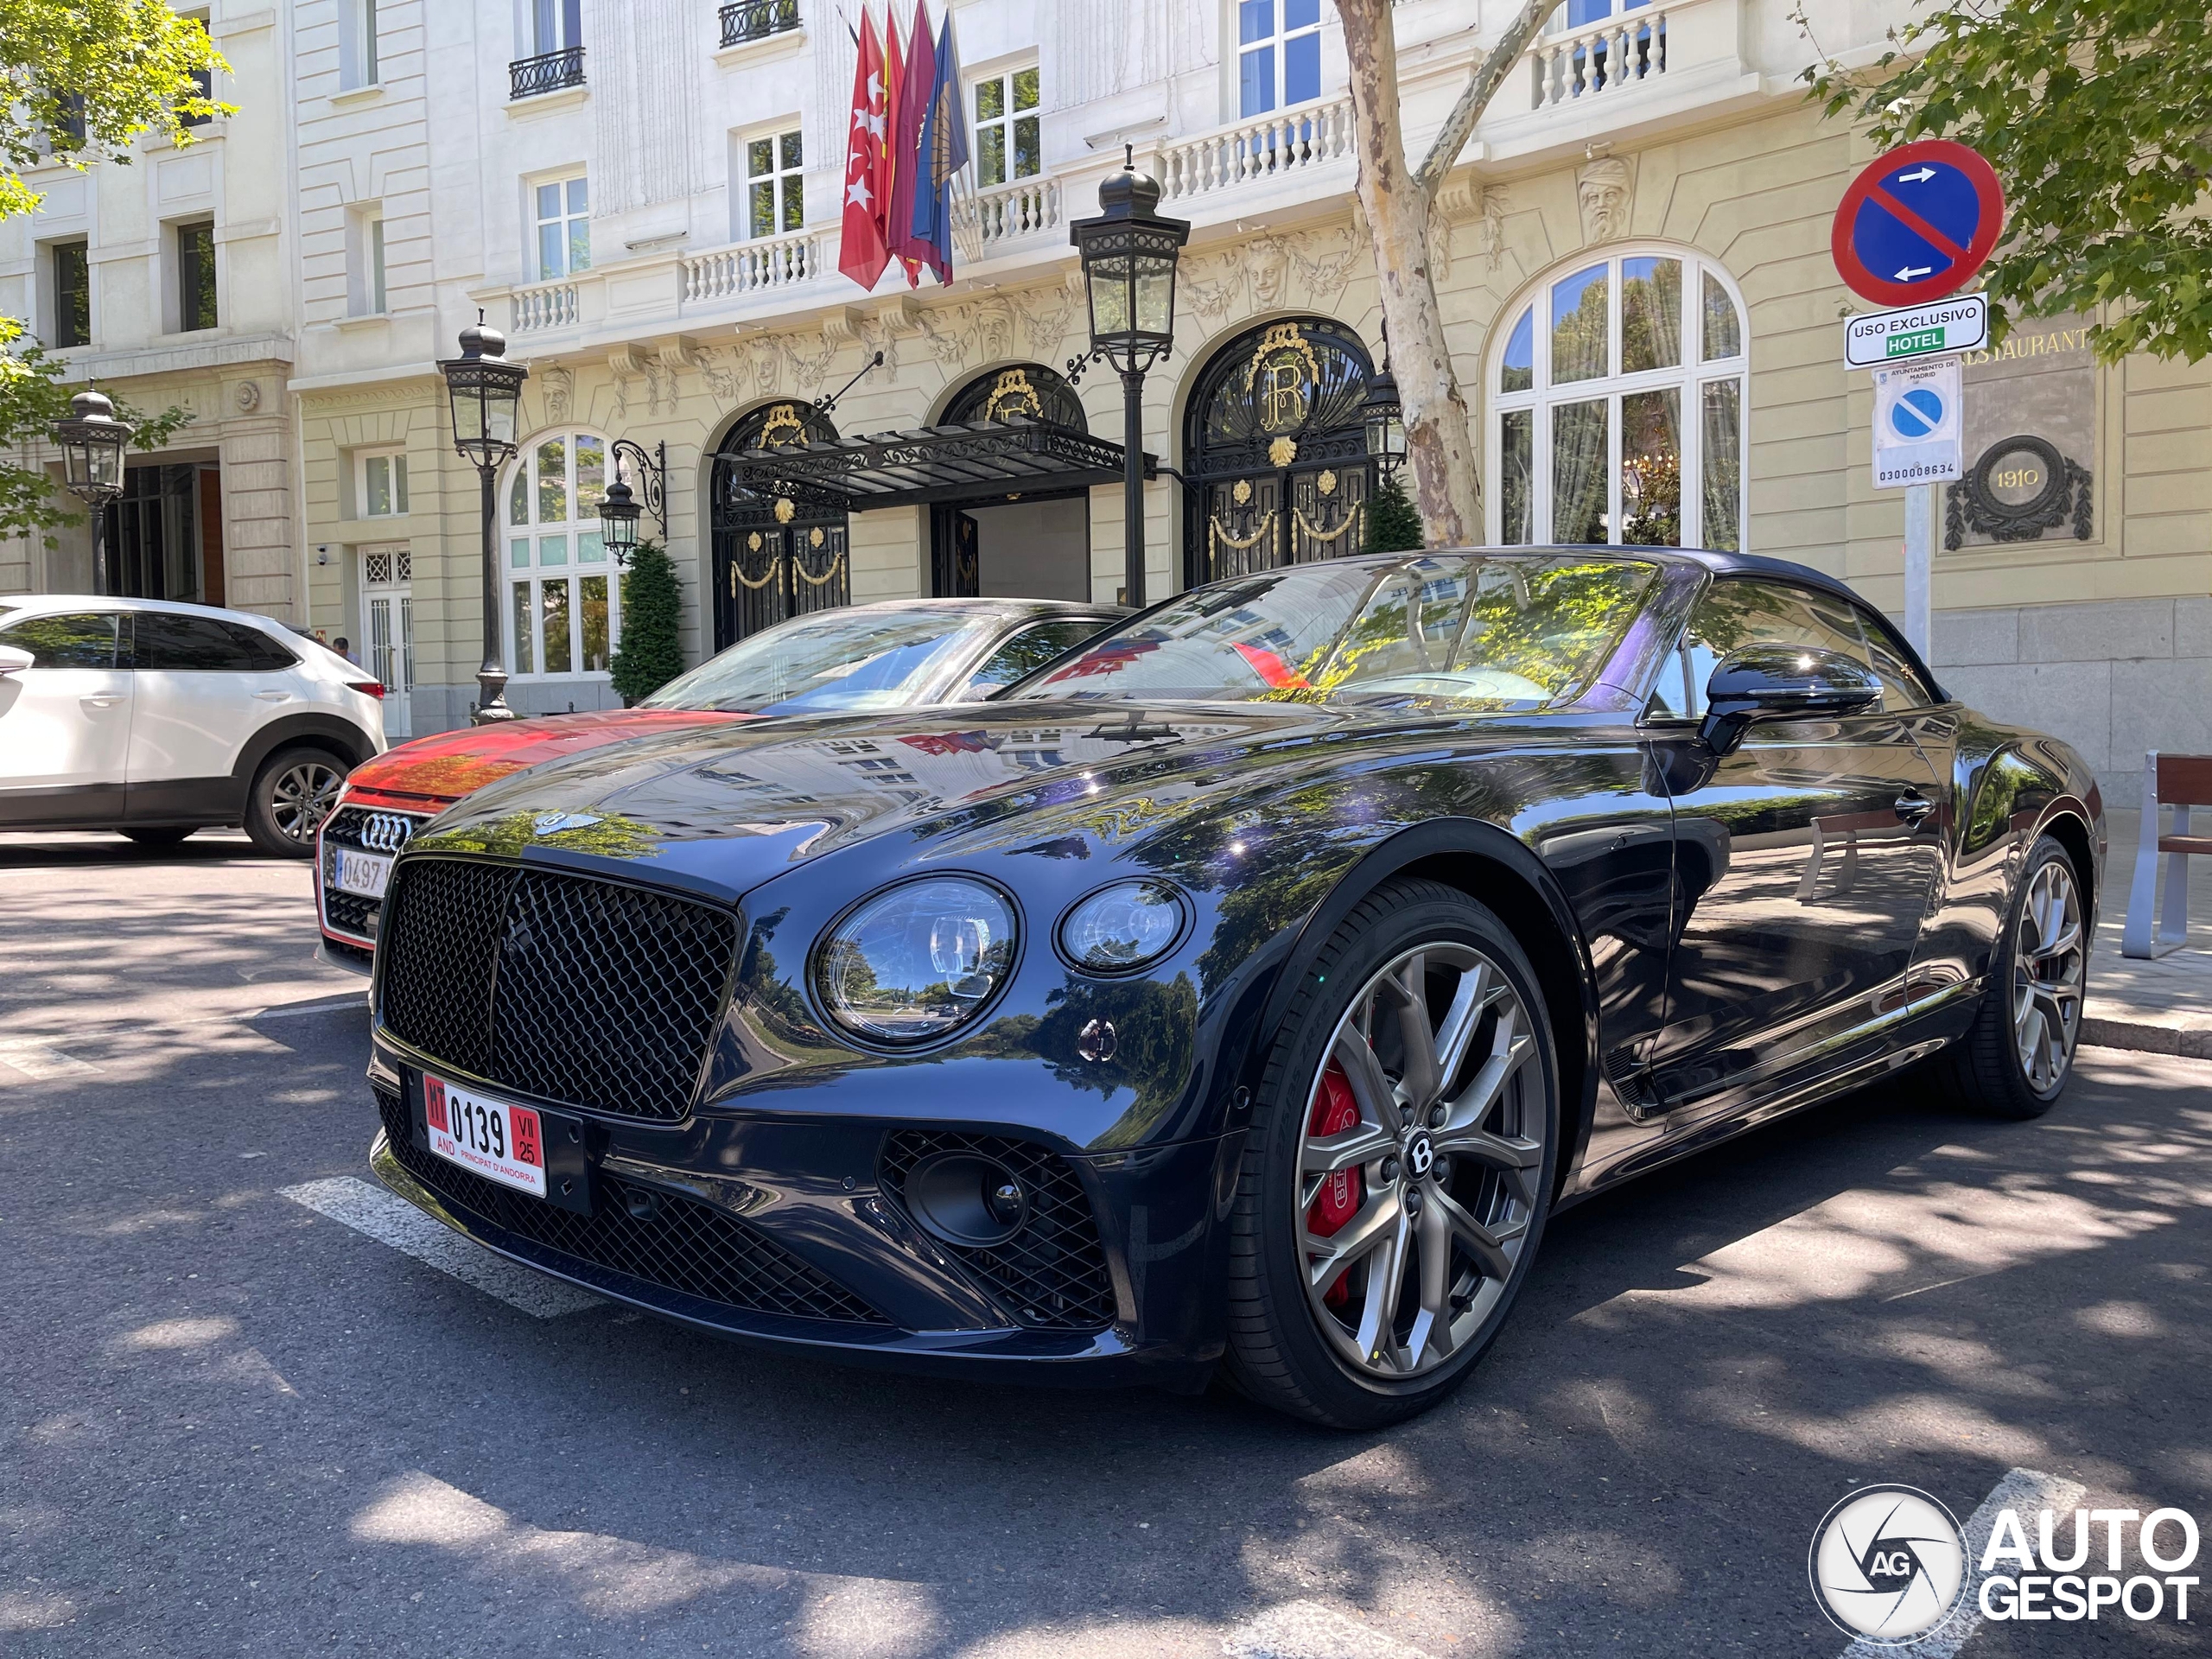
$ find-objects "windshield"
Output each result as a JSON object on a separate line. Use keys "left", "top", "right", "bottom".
{"left": 1010, "top": 555, "right": 1657, "bottom": 712}
{"left": 643, "top": 606, "right": 997, "bottom": 714}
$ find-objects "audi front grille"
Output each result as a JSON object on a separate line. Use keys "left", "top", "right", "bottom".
{"left": 320, "top": 805, "right": 426, "bottom": 944}
{"left": 378, "top": 855, "right": 740, "bottom": 1122}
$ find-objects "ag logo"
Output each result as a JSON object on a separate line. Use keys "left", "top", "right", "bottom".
{"left": 1809, "top": 1484, "right": 1967, "bottom": 1643}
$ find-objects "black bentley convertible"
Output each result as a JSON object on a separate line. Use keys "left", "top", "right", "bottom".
{"left": 363, "top": 548, "right": 2101, "bottom": 1427}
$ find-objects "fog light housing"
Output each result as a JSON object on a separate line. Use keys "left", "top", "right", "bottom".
{"left": 905, "top": 1151, "right": 1028, "bottom": 1248}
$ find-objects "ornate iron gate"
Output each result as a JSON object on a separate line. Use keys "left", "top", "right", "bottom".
{"left": 709, "top": 402, "right": 848, "bottom": 650}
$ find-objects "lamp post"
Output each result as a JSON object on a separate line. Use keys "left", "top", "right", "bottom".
{"left": 594, "top": 438, "right": 666, "bottom": 567}
{"left": 1070, "top": 147, "right": 1187, "bottom": 609}
{"left": 437, "top": 318, "right": 528, "bottom": 724}
{"left": 52, "top": 388, "right": 130, "bottom": 594}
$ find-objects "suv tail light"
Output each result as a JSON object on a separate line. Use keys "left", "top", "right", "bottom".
{"left": 346, "top": 680, "right": 387, "bottom": 699}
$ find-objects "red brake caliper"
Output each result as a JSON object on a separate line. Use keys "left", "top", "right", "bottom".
{"left": 1306, "top": 1060, "right": 1365, "bottom": 1307}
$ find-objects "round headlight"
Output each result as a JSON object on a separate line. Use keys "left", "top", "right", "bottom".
{"left": 816, "top": 878, "right": 1018, "bottom": 1045}
{"left": 1058, "top": 880, "right": 1186, "bottom": 974}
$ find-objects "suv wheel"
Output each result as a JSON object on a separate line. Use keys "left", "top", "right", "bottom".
{"left": 245, "top": 746, "right": 346, "bottom": 858}
{"left": 1223, "top": 877, "right": 1560, "bottom": 1428}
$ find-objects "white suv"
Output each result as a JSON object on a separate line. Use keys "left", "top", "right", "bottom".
{"left": 0, "top": 594, "right": 387, "bottom": 856}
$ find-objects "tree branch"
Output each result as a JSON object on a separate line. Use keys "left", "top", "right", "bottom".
{"left": 1414, "top": 0, "right": 1558, "bottom": 197}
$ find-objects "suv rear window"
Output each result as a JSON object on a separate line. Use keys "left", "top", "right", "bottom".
{"left": 130, "top": 612, "right": 297, "bottom": 671}
{"left": 0, "top": 611, "right": 120, "bottom": 669}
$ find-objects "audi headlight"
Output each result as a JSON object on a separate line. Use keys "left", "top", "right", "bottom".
{"left": 1058, "top": 880, "right": 1187, "bottom": 973}
{"left": 815, "top": 877, "right": 1018, "bottom": 1045}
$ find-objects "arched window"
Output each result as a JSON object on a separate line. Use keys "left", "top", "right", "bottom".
{"left": 1489, "top": 249, "right": 1746, "bottom": 551}
{"left": 504, "top": 430, "right": 617, "bottom": 677}
{"left": 709, "top": 401, "right": 847, "bottom": 650}
{"left": 940, "top": 362, "right": 1087, "bottom": 429}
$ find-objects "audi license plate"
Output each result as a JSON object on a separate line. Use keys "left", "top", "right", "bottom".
{"left": 423, "top": 1072, "right": 546, "bottom": 1198}
{"left": 333, "top": 847, "right": 393, "bottom": 899}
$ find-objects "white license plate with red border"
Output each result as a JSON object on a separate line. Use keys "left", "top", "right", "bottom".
{"left": 333, "top": 847, "right": 393, "bottom": 899}
{"left": 423, "top": 1072, "right": 547, "bottom": 1198}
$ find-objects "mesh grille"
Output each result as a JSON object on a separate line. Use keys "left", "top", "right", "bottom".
{"left": 322, "top": 885, "right": 378, "bottom": 940}
{"left": 375, "top": 1085, "right": 887, "bottom": 1325}
{"left": 880, "top": 1132, "right": 1116, "bottom": 1332}
{"left": 378, "top": 857, "right": 738, "bottom": 1122}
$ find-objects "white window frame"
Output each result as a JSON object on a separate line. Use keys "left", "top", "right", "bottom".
{"left": 502, "top": 430, "right": 619, "bottom": 680}
{"left": 356, "top": 448, "right": 410, "bottom": 519}
{"left": 969, "top": 64, "right": 1040, "bottom": 189}
{"left": 340, "top": 0, "right": 380, "bottom": 88}
{"left": 1236, "top": 0, "right": 1325, "bottom": 118}
{"left": 737, "top": 124, "right": 804, "bottom": 242}
{"left": 531, "top": 173, "right": 589, "bottom": 281}
{"left": 1485, "top": 244, "right": 1749, "bottom": 553}
{"left": 346, "top": 206, "right": 386, "bottom": 316}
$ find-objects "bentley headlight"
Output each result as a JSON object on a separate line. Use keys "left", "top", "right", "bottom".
{"left": 816, "top": 878, "right": 1018, "bottom": 1044}
{"left": 1058, "top": 880, "right": 1186, "bottom": 973}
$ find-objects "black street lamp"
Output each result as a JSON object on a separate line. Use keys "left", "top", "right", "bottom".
{"left": 1361, "top": 364, "right": 1407, "bottom": 477}
{"left": 437, "top": 317, "right": 528, "bottom": 724}
{"left": 595, "top": 438, "right": 665, "bottom": 567}
{"left": 52, "top": 388, "right": 130, "bottom": 594}
{"left": 1070, "top": 147, "right": 1187, "bottom": 609}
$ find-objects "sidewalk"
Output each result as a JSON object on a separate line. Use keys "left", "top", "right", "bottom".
{"left": 2083, "top": 806, "right": 2212, "bottom": 1058}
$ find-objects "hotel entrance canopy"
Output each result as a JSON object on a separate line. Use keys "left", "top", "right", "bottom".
{"left": 716, "top": 416, "right": 1156, "bottom": 512}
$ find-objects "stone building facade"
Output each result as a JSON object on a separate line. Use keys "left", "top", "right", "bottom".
{"left": 3, "top": 0, "right": 2207, "bottom": 791}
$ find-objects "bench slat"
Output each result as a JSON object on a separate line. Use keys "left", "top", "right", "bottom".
{"left": 2157, "top": 835, "right": 2212, "bottom": 855}
{"left": 2155, "top": 753, "right": 2212, "bottom": 805}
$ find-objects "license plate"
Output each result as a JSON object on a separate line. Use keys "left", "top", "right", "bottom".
{"left": 423, "top": 1073, "right": 546, "bottom": 1198}
{"left": 334, "top": 847, "right": 393, "bottom": 899}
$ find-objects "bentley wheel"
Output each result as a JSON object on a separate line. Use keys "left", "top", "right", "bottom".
{"left": 1940, "top": 834, "right": 2087, "bottom": 1119}
{"left": 1224, "top": 876, "right": 1559, "bottom": 1428}
{"left": 245, "top": 746, "right": 346, "bottom": 858}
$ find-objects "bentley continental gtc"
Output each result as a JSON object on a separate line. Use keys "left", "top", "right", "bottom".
{"left": 360, "top": 548, "right": 2101, "bottom": 1427}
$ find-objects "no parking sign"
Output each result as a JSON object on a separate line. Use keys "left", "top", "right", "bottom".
{"left": 1872, "top": 360, "right": 1961, "bottom": 489}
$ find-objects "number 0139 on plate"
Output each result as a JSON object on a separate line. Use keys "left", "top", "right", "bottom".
{"left": 423, "top": 1072, "right": 546, "bottom": 1198}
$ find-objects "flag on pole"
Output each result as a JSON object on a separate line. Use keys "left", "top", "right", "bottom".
{"left": 887, "top": 2, "right": 936, "bottom": 283}
{"left": 880, "top": 5, "right": 919, "bottom": 288}
{"left": 911, "top": 6, "right": 967, "bottom": 285}
{"left": 837, "top": 8, "right": 889, "bottom": 289}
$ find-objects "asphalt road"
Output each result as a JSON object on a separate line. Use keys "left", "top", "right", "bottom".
{"left": 3, "top": 830, "right": 2208, "bottom": 1658}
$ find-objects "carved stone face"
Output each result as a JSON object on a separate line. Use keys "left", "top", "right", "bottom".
{"left": 1577, "top": 158, "right": 1633, "bottom": 245}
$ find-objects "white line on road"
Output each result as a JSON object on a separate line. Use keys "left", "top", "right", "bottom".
{"left": 0, "top": 1039, "right": 97, "bottom": 1079}
{"left": 1838, "top": 1465, "right": 2088, "bottom": 1659}
{"left": 280, "top": 1176, "right": 603, "bottom": 1319}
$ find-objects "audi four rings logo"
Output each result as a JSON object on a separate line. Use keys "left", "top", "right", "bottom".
{"left": 1809, "top": 1484, "right": 1968, "bottom": 1643}
{"left": 359, "top": 813, "right": 415, "bottom": 854}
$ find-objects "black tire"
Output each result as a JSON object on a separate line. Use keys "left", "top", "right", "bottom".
{"left": 1223, "top": 876, "right": 1560, "bottom": 1429}
{"left": 121, "top": 827, "right": 194, "bottom": 847}
{"left": 244, "top": 745, "right": 347, "bottom": 859}
{"left": 1936, "top": 833, "right": 2088, "bottom": 1119}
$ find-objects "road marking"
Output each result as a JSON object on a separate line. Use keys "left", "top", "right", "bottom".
{"left": 1224, "top": 1600, "right": 1434, "bottom": 1659}
{"left": 280, "top": 1176, "right": 602, "bottom": 1319}
{"left": 0, "top": 1039, "right": 97, "bottom": 1079}
{"left": 1837, "top": 1466, "right": 2088, "bottom": 1659}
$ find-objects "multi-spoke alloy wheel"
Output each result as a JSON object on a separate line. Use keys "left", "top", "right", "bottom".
{"left": 246, "top": 746, "right": 346, "bottom": 858}
{"left": 1224, "top": 876, "right": 1558, "bottom": 1427}
{"left": 1940, "top": 833, "right": 2091, "bottom": 1120}
{"left": 1296, "top": 943, "right": 1543, "bottom": 1380}
{"left": 2011, "top": 855, "right": 2083, "bottom": 1092}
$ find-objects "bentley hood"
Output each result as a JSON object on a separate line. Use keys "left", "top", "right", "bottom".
{"left": 408, "top": 699, "right": 1541, "bottom": 897}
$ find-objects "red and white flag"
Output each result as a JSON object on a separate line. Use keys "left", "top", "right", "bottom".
{"left": 837, "top": 8, "right": 890, "bottom": 290}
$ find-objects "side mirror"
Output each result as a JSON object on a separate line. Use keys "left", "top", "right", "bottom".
{"left": 0, "top": 645, "right": 34, "bottom": 677}
{"left": 1698, "top": 645, "right": 1880, "bottom": 754}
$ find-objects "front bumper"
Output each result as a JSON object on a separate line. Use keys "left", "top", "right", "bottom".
{"left": 365, "top": 1070, "right": 1236, "bottom": 1389}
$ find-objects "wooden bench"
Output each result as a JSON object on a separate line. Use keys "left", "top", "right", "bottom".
{"left": 2122, "top": 752, "right": 2212, "bottom": 957}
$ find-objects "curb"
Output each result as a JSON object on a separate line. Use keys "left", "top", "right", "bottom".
{"left": 2082, "top": 1007, "right": 2212, "bottom": 1062}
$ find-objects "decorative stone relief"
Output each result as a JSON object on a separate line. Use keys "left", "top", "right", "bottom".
{"left": 1289, "top": 227, "right": 1361, "bottom": 310}
{"left": 1576, "top": 156, "right": 1634, "bottom": 245}
{"left": 746, "top": 335, "right": 784, "bottom": 398}
{"left": 540, "top": 366, "right": 572, "bottom": 423}
{"left": 1481, "top": 185, "right": 1510, "bottom": 274}
{"left": 698, "top": 346, "right": 738, "bottom": 404}
{"left": 1020, "top": 283, "right": 1078, "bottom": 354}
{"left": 1180, "top": 256, "right": 1237, "bottom": 327}
{"left": 234, "top": 380, "right": 261, "bottom": 413}
{"left": 1244, "top": 237, "right": 1291, "bottom": 311}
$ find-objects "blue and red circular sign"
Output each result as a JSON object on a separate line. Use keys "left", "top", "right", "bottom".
{"left": 1831, "top": 139, "right": 2005, "bottom": 307}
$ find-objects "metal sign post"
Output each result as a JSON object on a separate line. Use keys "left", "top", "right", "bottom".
{"left": 1834, "top": 138, "right": 2005, "bottom": 664}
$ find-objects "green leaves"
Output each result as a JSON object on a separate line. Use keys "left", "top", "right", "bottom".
{"left": 1803, "top": 0, "right": 2212, "bottom": 362}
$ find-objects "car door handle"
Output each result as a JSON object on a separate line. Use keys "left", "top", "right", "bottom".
{"left": 79, "top": 694, "right": 124, "bottom": 709}
{"left": 1894, "top": 791, "right": 1936, "bottom": 824}
{"left": 253, "top": 690, "right": 290, "bottom": 702}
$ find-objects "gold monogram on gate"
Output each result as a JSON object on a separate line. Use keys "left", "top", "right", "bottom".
{"left": 982, "top": 368, "right": 1043, "bottom": 422}
{"left": 760, "top": 403, "right": 807, "bottom": 447}
{"left": 1243, "top": 323, "right": 1322, "bottom": 432}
